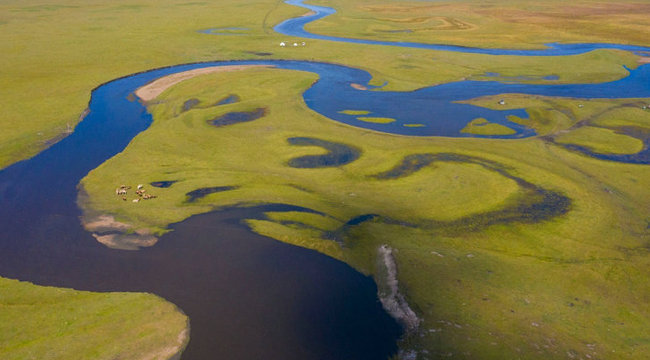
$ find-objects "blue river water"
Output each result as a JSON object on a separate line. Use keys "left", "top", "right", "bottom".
{"left": 196, "top": 0, "right": 650, "bottom": 163}
{"left": 0, "top": 60, "right": 406, "bottom": 360}
{"left": 1, "top": 2, "right": 650, "bottom": 360}
{"left": 276, "top": 0, "right": 650, "bottom": 56}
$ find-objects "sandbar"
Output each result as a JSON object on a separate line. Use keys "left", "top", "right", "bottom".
{"left": 135, "top": 65, "right": 273, "bottom": 101}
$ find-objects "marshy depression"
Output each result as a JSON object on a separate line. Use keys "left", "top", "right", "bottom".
{"left": 2, "top": 1, "right": 650, "bottom": 358}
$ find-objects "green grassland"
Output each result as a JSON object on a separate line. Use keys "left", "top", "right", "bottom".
{"left": 304, "top": 0, "right": 650, "bottom": 49}
{"left": 340, "top": 109, "right": 371, "bottom": 115}
{"left": 2, "top": 0, "right": 650, "bottom": 359}
{"left": 0, "top": 0, "right": 644, "bottom": 169}
{"left": 554, "top": 126, "right": 643, "bottom": 155}
{"left": 79, "top": 67, "right": 650, "bottom": 359}
{"left": 357, "top": 116, "right": 397, "bottom": 123}
{"left": 0, "top": 277, "right": 188, "bottom": 360}
{"left": 460, "top": 118, "right": 516, "bottom": 136}
{"left": 461, "top": 94, "right": 650, "bottom": 156}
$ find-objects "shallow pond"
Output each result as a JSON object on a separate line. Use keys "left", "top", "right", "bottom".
{"left": 2, "top": 2, "right": 650, "bottom": 359}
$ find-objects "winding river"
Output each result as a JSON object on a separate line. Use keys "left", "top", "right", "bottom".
{"left": 1, "top": 1, "right": 650, "bottom": 359}
{"left": 276, "top": 0, "right": 650, "bottom": 57}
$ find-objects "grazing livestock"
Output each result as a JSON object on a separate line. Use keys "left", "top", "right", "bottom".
{"left": 115, "top": 184, "right": 157, "bottom": 201}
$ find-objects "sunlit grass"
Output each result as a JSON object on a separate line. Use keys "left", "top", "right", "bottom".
{"left": 80, "top": 66, "right": 650, "bottom": 359}
{"left": 305, "top": 0, "right": 650, "bottom": 49}
{"left": 357, "top": 116, "right": 396, "bottom": 123}
{"left": 460, "top": 117, "right": 516, "bottom": 135}
{"left": 0, "top": 277, "right": 188, "bottom": 360}
{"left": 0, "top": 0, "right": 643, "bottom": 168}
{"left": 555, "top": 126, "right": 644, "bottom": 154}
{"left": 3, "top": 0, "right": 650, "bottom": 358}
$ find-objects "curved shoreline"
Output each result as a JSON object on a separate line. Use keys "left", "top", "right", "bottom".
{"left": 135, "top": 65, "right": 272, "bottom": 101}
{"left": 0, "top": 0, "right": 645, "bottom": 358}
{"left": 126, "top": 59, "right": 650, "bottom": 157}
{"left": 1, "top": 54, "right": 648, "bottom": 358}
{"left": 275, "top": 0, "right": 650, "bottom": 56}
{"left": 0, "top": 59, "right": 407, "bottom": 360}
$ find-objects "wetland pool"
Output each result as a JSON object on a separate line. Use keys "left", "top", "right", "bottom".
{"left": 1, "top": 54, "right": 650, "bottom": 358}
{"left": 2, "top": 1, "right": 650, "bottom": 357}
{"left": 0, "top": 60, "right": 403, "bottom": 358}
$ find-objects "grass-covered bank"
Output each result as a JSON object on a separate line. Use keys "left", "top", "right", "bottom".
{"left": 80, "top": 67, "right": 650, "bottom": 359}
{"left": 304, "top": 0, "right": 650, "bottom": 49}
{"left": 0, "top": 277, "right": 189, "bottom": 360}
{"left": 2, "top": 0, "right": 650, "bottom": 358}
{"left": 0, "top": 0, "right": 643, "bottom": 169}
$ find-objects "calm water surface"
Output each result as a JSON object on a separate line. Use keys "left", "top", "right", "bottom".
{"left": 0, "top": 62, "right": 403, "bottom": 359}
{"left": 3, "top": 3, "right": 650, "bottom": 359}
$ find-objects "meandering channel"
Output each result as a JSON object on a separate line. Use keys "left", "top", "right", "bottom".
{"left": 276, "top": 0, "right": 650, "bottom": 57}
{"left": 2, "top": 2, "right": 650, "bottom": 360}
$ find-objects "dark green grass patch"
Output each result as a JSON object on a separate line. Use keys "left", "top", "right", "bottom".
{"left": 209, "top": 108, "right": 267, "bottom": 127}
{"left": 185, "top": 186, "right": 239, "bottom": 203}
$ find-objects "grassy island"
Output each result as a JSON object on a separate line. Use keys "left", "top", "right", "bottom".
{"left": 1, "top": 0, "right": 649, "bottom": 359}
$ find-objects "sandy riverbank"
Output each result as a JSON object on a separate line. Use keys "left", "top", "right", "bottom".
{"left": 135, "top": 65, "right": 273, "bottom": 101}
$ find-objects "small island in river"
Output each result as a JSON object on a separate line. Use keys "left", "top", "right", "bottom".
{"left": 1, "top": 0, "right": 649, "bottom": 359}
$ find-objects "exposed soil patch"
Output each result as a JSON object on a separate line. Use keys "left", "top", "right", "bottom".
{"left": 376, "top": 245, "right": 420, "bottom": 332}
{"left": 83, "top": 214, "right": 132, "bottom": 233}
{"left": 83, "top": 214, "right": 158, "bottom": 250}
{"left": 135, "top": 65, "right": 272, "bottom": 102}
{"left": 143, "top": 326, "right": 189, "bottom": 360}
{"left": 350, "top": 83, "right": 368, "bottom": 90}
{"left": 92, "top": 231, "right": 158, "bottom": 251}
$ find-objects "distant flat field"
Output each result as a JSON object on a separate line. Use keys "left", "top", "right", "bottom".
{"left": 2, "top": 1, "right": 650, "bottom": 359}
{"left": 305, "top": 0, "right": 650, "bottom": 49}
{"left": 0, "top": 0, "right": 645, "bottom": 169}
